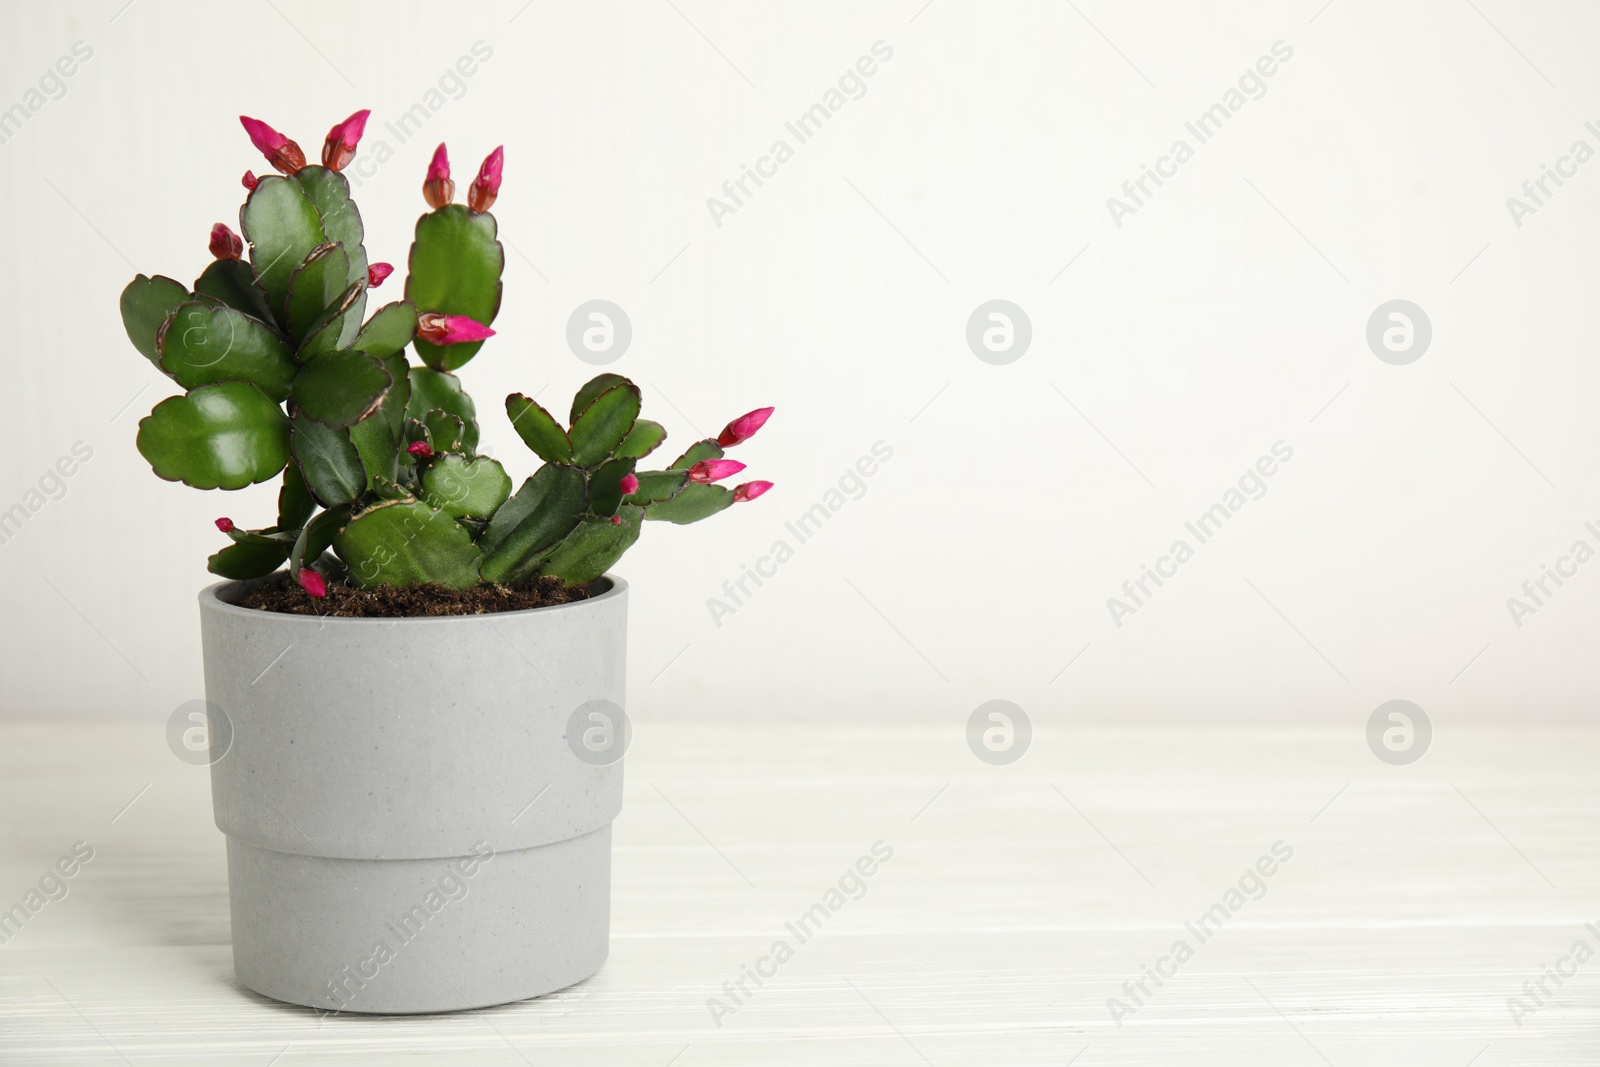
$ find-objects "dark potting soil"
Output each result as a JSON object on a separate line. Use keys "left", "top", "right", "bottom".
{"left": 233, "top": 574, "right": 594, "bottom": 618}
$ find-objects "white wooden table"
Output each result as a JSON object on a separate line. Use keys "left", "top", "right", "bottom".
{"left": 2, "top": 718, "right": 1596, "bottom": 1065}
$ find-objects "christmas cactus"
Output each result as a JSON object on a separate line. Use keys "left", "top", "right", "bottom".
{"left": 119, "top": 111, "right": 773, "bottom": 596}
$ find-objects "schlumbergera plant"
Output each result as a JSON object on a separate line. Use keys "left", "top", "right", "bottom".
{"left": 119, "top": 111, "right": 773, "bottom": 597}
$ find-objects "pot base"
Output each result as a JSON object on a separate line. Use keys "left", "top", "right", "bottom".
{"left": 227, "top": 825, "right": 611, "bottom": 1014}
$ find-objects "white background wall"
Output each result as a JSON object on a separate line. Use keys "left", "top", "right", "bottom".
{"left": 2, "top": 0, "right": 1598, "bottom": 726}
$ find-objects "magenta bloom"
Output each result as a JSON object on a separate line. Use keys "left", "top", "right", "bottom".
{"left": 406, "top": 441, "right": 434, "bottom": 458}
{"left": 732, "top": 480, "right": 773, "bottom": 502}
{"left": 296, "top": 569, "right": 328, "bottom": 598}
{"left": 321, "top": 108, "right": 370, "bottom": 172}
{"left": 417, "top": 312, "right": 494, "bottom": 346}
{"left": 241, "top": 170, "right": 259, "bottom": 191}
{"left": 423, "top": 143, "right": 454, "bottom": 209}
{"left": 209, "top": 223, "right": 243, "bottom": 261}
{"left": 619, "top": 473, "right": 640, "bottom": 496}
{"left": 689, "top": 458, "right": 746, "bottom": 484}
{"left": 239, "top": 115, "right": 305, "bottom": 174}
{"left": 469, "top": 145, "right": 503, "bottom": 213}
{"left": 214, "top": 517, "right": 235, "bottom": 533}
{"left": 717, "top": 406, "right": 774, "bottom": 447}
{"left": 367, "top": 262, "right": 394, "bottom": 288}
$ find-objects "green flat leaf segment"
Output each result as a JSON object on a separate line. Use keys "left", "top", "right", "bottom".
{"left": 569, "top": 383, "right": 640, "bottom": 467}
{"left": 292, "top": 349, "right": 392, "bottom": 428}
{"left": 291, "top": 417, "right": 366, "bottom": 506}
{"left": 540, "top": 506, "right": 642, "bottom": 585}
{"left": 120, "top": 274, "right": 190, "bottom": 367}
{"left": 241, "top": 175, "right": 327, "bottom": 322}
{"left": 157, "top": 302, "right": 296, "bottom": 401}
{"left": 336, "top": 501, "right": 481, "bottom": 589}
{"left": 505, "top": 393, "right": 570, "bottom": 463}
{"left": 421, "top": 454, "right": 511, "bottom": 519}
{"left": 137, "top": 382, "right": 290, "bottom": 490}
{"left": 405, "top": 205, "right": 503, "bottom": 371}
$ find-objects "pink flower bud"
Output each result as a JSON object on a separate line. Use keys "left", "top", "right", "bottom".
{"left": 215, "top": 517, "right": 235, "bottom": 533}
{"left": 406, "top": 440, "right": 433, "bottom": 458}
{"left": 321, "top": 108, "right": 370, "bottom": 172}
{"left": 717, "top": 406, "right": 774, "bottom": 447}
{"left": 209, "top": 223, "right": 243, "bottom": 261}
{"left": 468, "top": 145, "right": 503, "bottom": 213}
{"left": 423, "top": 143, "right": 454, "bottom": 209}
{"left": 417, "top": 312, "right": 494, "bottom": 346}
{"left": 610, "top": 515, "right": 622, "bottom": 526}
{"left": 297, "top": 568, "right": 327, "bottom": 598}
{"left": 367, "top": 262, "right": 394, "bottom": 288}
{"left": 689, "top": 458, "right": 746, "bottom": 484}
{"left": 733, "top": 480, "right": 773, "bottom": 502}
{"left": 619, "top": 473, "right": 640, "bottom": 495}
{"left": 239, "top": 115, "right": 305, "bottom": 175}
{"left": 241, "top": 170, "right": 259, "bottom": 191}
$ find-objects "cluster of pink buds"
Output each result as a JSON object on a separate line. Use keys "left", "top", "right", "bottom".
{"left": 709, "top": 406, "right": 775, "bottom": 503}
{"left": 422, "top": 142, "right": 504, "bottom": 212}
{"left": 208, "top": 223, "right": 243, "bottom": 261}
{"left": 240, "top": 109, "right": 373, "bottom": 178}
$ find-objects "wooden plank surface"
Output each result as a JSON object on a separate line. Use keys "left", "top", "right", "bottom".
{"left": 2, "top": 719, "right": 1597, "bottom": 1065}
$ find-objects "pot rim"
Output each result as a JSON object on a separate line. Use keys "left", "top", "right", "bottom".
{"left": 199, "top": 572, "right": 626, "bottom": 626}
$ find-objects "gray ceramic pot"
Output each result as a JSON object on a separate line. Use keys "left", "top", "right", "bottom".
{"left": 198, "top": 575, "right": 628, "bottom": 1014}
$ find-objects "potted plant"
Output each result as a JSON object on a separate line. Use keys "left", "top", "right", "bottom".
{"left": 117, "top": 110, "right": 773, "bottom": 1014}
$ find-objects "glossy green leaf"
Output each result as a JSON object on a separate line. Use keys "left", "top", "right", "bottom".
{"left": 644, "top": 482, "right": 734, "bottom": 524}
{"left": 422, "top": 410, "right": 466, "bottom": 453}
{"left": 137, "top": 383, "right": 290, "bottom": 490}
{"left": 348, "top": 414, "right": 397, "bottom": 488}
{"left": 293, "top": 166, "right": 366, "bottom": 290}
{"left": 278, "top": 462, "right": 315, "bottom": 528}
{"left": 292, "top": 349, "right": 392, "bottom": 428}
{"left": 242, "top": 175, "right": 326, "bottom": 322}
{"left": 157, "top": 302, "right": 296, "bottom": 401}
{"left": 670, "top": 438, "right": 724, "bottom": 469}
{"left": 347, "top": 353, "right": 409, "bottom": 488}
{"left": 194, "top": 258, "right": 275, "bottom": 323}
{"left": 285, "top": 243, "right": 351, "bottom": 341}
{"left": 479, "top": 464, "right": 587, "bottom": 584}
{"left": 421, "top": 454, "right": 511, "bottom": 519}
{"left": 570, "top": 373, "right": 629, "bottom": 422}
{"left": 335, "top": 501, "right": 481, "bottom": 589}
{"left": 407, "top": 367, "right": 478, "bottom": 452}
{"left": 290, "top": 505, "right": 347, "bottom": 576}
{"left": 293, "top": 282, "right": 365, "bottom": 363}
{"left": 588, "top": 457, "right": 637, "bottom": 517}
{"left": 505, "top": 393, "right": 570, "bottom": 463}
{"left": 291, "top": 417, "right": 366, "bottom": 506}
{"left": 405, "top": 205, "right": 503, "bottom": 371}
{"left": 569, "top": 383, "right": 641, "bottom": 467}
{"left": 120, "top": 274, "right": 190, "bottom": 366}
{"left": 207, "top": 538, "right": 291, "bottom": 579}
{"left": 379, "top": 355, "right": 411, "bottom": 434}
{"left": 615, "top": 418, "right": 667, "bottom": 460}
{"left": 352, "top": 302, "right": 418, "bottom": 360}
{"left": 539, "top": 506, "right": 643, "bottom": 586}
{"left": 626, "top": 469, "right": 688, "bottom": 504}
